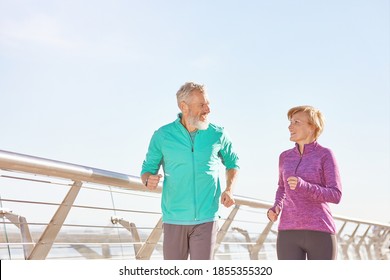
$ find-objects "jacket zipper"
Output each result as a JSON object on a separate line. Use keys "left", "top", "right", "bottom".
{"left": 186, "top": 130, "right": 198, "bottom": 220}
{"left": 294, "top": 153, "right": 303, "bottom": 175}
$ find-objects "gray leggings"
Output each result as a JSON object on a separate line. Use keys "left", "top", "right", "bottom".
{"left": 277, "top": 230, "right": 337, "bottom": 260}
{"left": 163, "top": 221, "right": 218, "bottom": 260}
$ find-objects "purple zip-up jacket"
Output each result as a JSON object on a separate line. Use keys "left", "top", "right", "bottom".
{"left": 271, "top": 141, "right": 342, "bottom": 234}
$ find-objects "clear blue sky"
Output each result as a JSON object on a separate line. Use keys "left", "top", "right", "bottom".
{"left": 1, "top": 0, "right": 389, "bottom": 223}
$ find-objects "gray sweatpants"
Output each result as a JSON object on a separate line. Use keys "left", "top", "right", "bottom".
{"left": 163, "top": 221, "right": 218, "bottom": 260}
{"left": 277, "top": 230, "right": 337, "bottom": 260}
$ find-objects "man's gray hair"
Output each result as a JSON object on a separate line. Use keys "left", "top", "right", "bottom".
{"left": 176, "top": 82, "right": 206, "bottom": 107}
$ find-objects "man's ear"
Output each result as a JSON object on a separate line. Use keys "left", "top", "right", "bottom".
{"left": 179, "top": 101, "right": 188, "bottom": 113}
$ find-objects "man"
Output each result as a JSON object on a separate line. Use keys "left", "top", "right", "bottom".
{"left": 141, "top": 82, "right": 239, "bottom": 260}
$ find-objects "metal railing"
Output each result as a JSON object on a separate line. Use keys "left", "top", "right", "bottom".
{"left": 0, "top": 149, "right": 389, "bottom": 260}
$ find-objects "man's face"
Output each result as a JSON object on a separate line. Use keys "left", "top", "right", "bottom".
{"left": 186, "top": 90, "right": 211, "bottom": 130}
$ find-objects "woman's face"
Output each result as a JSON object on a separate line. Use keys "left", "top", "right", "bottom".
{"left": 288, "top": 111, "right": 315, "bottom": 145}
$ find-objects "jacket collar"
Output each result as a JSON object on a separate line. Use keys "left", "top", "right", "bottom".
{"left": 175, "top": 113, "right": 186, "bottom": 131}
{"left": 294, "top": 141, "right": 318, "bottom": 155}
{"left": 175, "top": 113, "right": 183, "bottom": 125}
{"left": 175, "top": 113, "right": 196, "bottom": 134}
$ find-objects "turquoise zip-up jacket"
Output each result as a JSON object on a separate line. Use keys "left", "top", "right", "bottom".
{"left": 141, "top": 115, "right": 239, "bottom": 225}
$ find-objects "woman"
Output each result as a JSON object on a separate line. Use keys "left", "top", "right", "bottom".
{"left": 267, "top": 105, "right": 342, "bottom": 260}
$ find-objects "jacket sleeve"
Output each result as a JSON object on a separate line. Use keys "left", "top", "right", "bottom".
{"left": 272, "top": 152, "right": 286, "bottom": 211}
{"left": 298, "top": 149, "right": 342, "bottom": 204}
{"left": 219, "top": 129, "right": 240, "bottom": 170}
{"left": 141, "top": 129, "right": 163, "bottom": 176}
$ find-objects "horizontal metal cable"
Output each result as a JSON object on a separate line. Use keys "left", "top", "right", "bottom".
{"left": 0, "top": 221, "right": 156, "bottom": 231}
{"left": 0, "top": 198, "right": 161, "bottom": 215}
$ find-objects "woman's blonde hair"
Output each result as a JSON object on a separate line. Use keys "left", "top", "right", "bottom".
{"left": 288, "top": 105, "right": 325, "bottom": 139}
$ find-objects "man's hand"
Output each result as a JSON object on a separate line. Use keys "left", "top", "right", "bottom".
{"left": 145, "top": 174, "right": 163, "bottom": 190}
{"left": 221, "top": 190, "right": 235, "bottom": 208}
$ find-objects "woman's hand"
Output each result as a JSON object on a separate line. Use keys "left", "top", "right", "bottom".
{"left": 267, "top": 206, "right": 281, "bottom": 222}
{"left": 287, "top": 176, "right": 299, "bottom": 190}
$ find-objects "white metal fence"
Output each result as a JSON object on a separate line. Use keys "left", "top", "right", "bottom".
{"left": 0, "top": 150, "right": 389, "bottom": 260}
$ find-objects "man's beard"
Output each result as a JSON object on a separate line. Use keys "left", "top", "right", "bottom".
{"left": 188, "top": 114, "right": 209, "bottom": 130}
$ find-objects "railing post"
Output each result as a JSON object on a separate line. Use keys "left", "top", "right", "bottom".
{"left": 27, "top": 180, "right": 83, "bottom": 260}
{"left": 353, "top": 225, "right": 371, "bottom": 259}
{"left": 135, "top": 217, "right": 163, "bottom": 260}
{"left": 380, "top": 229, "right": 390, "bottom": 260}
{"left": 374, "top": 228, "right": 390, "bottom": 260}
{"left": 0, "top": 210, "right": 34, "bottom": 259}
{"left": 214, "top": 205, "right": 240, "bottom": 257}
{"left": 250, "top": 221, "right": 274, "bottom": 260}
{"left": 111, "top": 216, "right": 142, "bottom": 256}
{"left": 340, "top": 223, "right": 360, "bottom": 260}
